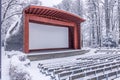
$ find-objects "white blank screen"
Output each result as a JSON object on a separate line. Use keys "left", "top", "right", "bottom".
{"left": 29, "top": 22, "right": 69, "bottom": 49}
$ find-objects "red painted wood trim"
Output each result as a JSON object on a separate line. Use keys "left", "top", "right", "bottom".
{"left": 29, "top": 14, "right": 75, "bottom": 27}
{"left": 30, "top": 48, "right": 69, "bottom": 51}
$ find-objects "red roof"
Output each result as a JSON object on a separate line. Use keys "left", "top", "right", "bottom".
{"left": 23, "top": 5, "right": 85, "bottom": 24}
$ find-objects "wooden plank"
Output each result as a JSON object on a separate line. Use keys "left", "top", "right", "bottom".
{"left": 47, "top": 10, "right": 56, "bottom": 16}
{"left": 32, "top": 8, "right": 37, "bottom": 14}
{"left": 51, "top": 11, "right": 59, "bottom": 17}
{"left": 38, "top": 9, "right": 45, "bottom": 15}
{"left": 34, "top": 8, "right": 40, "bottom": 15}
{"left": 45, "top": 10, "right": 52, "bottom": 15}
{"left": 42, "top": 9, "right": 49, "bottom": 15}
{"left": 29, "top": 8, "right": 33, "bottom": 14}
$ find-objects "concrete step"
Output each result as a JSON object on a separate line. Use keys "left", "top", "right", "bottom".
{"left": 27, "top": 50, "right": 89, "bottom": 61}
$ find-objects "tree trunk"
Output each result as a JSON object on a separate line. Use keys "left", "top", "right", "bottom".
{"left": 105, "top": 0, "right": 110, "bottom": 37}
{"left": 118, "top": 0, "right": 120, "bottom": 45}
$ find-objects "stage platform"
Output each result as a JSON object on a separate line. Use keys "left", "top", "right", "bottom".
{"left": 27, "top": 49, "right": 89, "bottom": 61}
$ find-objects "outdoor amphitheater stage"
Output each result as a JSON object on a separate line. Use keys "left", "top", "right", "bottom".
{"left": 27, "top": 49, "right": 89, "bottom": 61}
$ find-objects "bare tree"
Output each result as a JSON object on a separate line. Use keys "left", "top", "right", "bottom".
{"left": 118, "top": 0, "right": 120, "bottom": 45}
{"left": 1, "top": 0, "right": 42, "bottom": 46}
{"left": 71, "top": 0, "right": 83, "bottom": 16}
{"left": 53, "top": 0, "right": 72, "bottom": 12}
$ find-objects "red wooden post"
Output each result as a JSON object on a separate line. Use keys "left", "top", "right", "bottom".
{"left": 73, "top": 26, "right": 78, "bottom": 49}
{"left": 24, "top": 13, "right": 29, "bottom": 53}
{"left": 77, "top": 24, "right": 81, "bottom": 49}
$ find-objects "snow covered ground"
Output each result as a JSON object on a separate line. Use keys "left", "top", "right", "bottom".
{"left": 1, "top": 48, "right": 10, "bottom": 80}
{"left": 1, "top": 48, "right": 50, "bottom": 80}
{"left": 114, "top": 78, "right": 120, "bottom": 80}
{"left": 2, "top": 47, "right": 120, "bottom": 80}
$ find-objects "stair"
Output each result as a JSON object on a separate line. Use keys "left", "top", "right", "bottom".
{"left": 27, "top": 50, "right": 89, "bottom": 61}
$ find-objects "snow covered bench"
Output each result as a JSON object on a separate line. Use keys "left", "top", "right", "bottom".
{"left": 55, "top": 61, "right": 119, "bottom": 80}
{"left": 38, "top": 61, "right": 94, "bottom": 74}
{"left": 69, "top": 73, "right": 85, "bottom": 80}
{"left": 37, "top": 54, "right": 120, "bottom": 80}
{"left": 76, "top": 54, "right": 120, "bottom": 62}
{"left": 71, "top": 61, "right": 118, "bottom": 79}
{"left": 69, "top": 66, "right": 119, "bottom": 80}
{"left": 108, "top": 71, "right": 117, "bottom": 80}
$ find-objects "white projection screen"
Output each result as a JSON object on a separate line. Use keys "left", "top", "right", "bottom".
{"left": 29, "top": 22, "right": 69, "bottom": 50}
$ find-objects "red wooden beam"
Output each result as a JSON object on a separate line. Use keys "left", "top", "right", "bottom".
{"left": 51, "top": 11, "right": 59, "bottom": 17}
{"left": 47, "top": 10, "right": 56, "bottom": 16}
{"left": 45, "top": 10, "right": 52, "bottom": 15}
{"left": 38, "top": 9, "right": 45, "bottom": 15}
{"left": 28, "top": 14, "right": 75, "bottom": 27}
{"left": 29, "top": 8, "right": 33, "bottom": 14}
{"left": 32, "top": 8, "right": 37, "bottom": 14}
{"left": 42, "top": 9, "right": 49, "bottom": 15}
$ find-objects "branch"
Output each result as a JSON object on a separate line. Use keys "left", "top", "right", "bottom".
{"left": 2, "top": 1, "right": 7, "bottom": 6}
{"left": 100, "top": 0, "right": 105, "bottom": 5}
{"left": 2, "top": 0, "right": 17, "bottom": 20}
{"left": 1, "top": 13, "right": 22, "bottom": 24}
{"left": 9, "top": 3, "right": 24, "bottom": 7}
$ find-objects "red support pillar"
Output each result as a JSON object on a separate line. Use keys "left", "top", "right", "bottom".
{"left": 77, "top": 24, "right": 81, "bottom": 49}
{"left": 73, "top": 26, "right": 78, "bottom": 49}
{"left": 73, "top": 24, "right": 81, "bottom": 49}
{"left": 68, "top": 27, "right": 74, "bottom": 49}
{"left": 24, "top": 13, "right": 29, "bottom": 53}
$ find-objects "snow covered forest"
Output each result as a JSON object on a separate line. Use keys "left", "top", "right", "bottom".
{"left": 53, "top": 0, "right": 120, "bottom": 48}
{"left": 1, "top": 0, "right": 42, "bottom": 46}
{"left": 1, "top": 0, "right": 120, "bottom": 48}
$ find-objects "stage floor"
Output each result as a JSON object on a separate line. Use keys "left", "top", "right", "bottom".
{"left": 27, "top": 49, "right": 89, "bottom": 61}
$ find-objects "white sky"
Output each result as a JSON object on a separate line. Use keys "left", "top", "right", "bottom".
{"left": 39, "top": 0, "right": 63, "bottom": 7}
